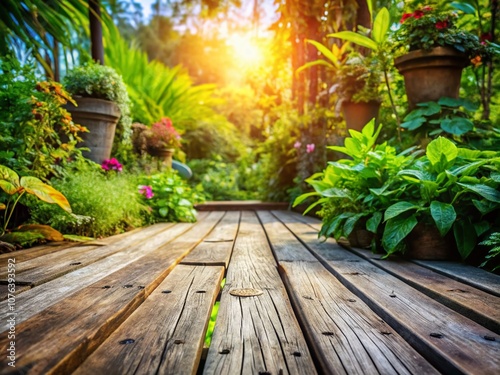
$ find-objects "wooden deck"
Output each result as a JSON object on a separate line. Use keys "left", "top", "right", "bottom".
{"left": 0, "top": 207, "right": 499, "bottom": 374}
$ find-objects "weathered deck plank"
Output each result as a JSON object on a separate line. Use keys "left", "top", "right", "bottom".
{"left": 272, "top": 211, "right": 500, "bottom": 374}
{"left": 349, "top": 247, "right": 500, "bottom": 334}
{"left": 182, "top": 211, "right": 240, "bottom": 267}
{"left": 204, "top": 211, "right": 316, "bottom": 375}
{"left": 260, "top": 211, "right": 438, "bottom": 375}
{"left": 75, "top": 265, "right": 224, "bottom": 375}
{"left": 0, "top": 211, "right": 224, "bottom": 374}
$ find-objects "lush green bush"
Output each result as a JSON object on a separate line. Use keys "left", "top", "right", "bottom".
{"left": 29, "top": 165, "right": 149, "bottom": 238}
{"left": 0, "top": 56, "right": 87, "bottom": 180}
{"left": 139, "top": 170, "right": 205, "bottom": 222}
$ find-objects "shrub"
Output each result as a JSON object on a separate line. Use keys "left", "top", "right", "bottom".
{"left": 29, "top": 167, "right": 148, "bottom": 238}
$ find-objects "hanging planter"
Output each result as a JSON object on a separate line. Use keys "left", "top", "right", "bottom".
{"left": 394, "top": 47, "right": 469, "bottom": 109}
{"left": 65, "top": 97, "right": 121, "bottom": 163}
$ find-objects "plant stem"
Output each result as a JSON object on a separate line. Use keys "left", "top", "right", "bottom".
{"left": 3, "top": 191, "right": 25, "bottom": 234}
{"left": 382, "top": 68, "right": 401, "bottom": 142}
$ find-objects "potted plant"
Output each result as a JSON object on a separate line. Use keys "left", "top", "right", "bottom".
{"left": 293, "top": 120, "right": 417, "bottom": 248}
{"left": 145, "top": 117, "right": 181, "bottom": 169}
{"left": 371, "top": 137, "right": 500, "bottom": 260}
{"left": 393, "top": 5, "right": 495, "bottom": 108}
{"left": 335, "top": 57, "right": 382, "bottom": 131}
{"left": 63, "top": 62, "right": 131, "bottom": 163}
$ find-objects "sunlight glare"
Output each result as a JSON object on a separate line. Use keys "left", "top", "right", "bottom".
{"left": 227, "top": 34, "right": 264, "bottom": 68}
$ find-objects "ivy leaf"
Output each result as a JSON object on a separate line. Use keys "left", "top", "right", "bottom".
{"left": 430, "top": 201, "right": 456, "bottom": 236}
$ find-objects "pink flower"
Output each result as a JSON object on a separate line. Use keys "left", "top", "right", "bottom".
{"left": 101, "top": 158, "right": 122, "bottom": 172}
{"left": 293, "top": 141, "right": 302, "bottom": 149}
{"left": 139, "top": 185, "right": 154, "bottom": 199}
{"left": 306, "top": 143, "right": 315, "bottom": 153}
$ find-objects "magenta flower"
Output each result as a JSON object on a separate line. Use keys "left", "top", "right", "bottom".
{"left": 306, "top": 143, "right": 315, "bottom": 153}
{"left": 138, "top": 185, "right": 154, "bottom": 199}
{"left": 101, "top": 158, "right": 123, "bottom": 172}
{"left": 293, "top": 141, "right": 302, "bottom": 149}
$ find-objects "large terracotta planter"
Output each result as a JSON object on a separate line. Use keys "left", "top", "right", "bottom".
{"left": 405, "top": 222, "right": 457, "bottom": 260}
{"left": 341, "top": 100, "right": 381, "bottom": 132}
{"left": 394, "top": 47, "right": 469, "bottom": 109}
{"left": 66, "top": 98, "right": 120, "bottom": 163}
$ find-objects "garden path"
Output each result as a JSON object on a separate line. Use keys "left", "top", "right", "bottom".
{"left": 0, "top": 204, "right": 499, "bottom": 374}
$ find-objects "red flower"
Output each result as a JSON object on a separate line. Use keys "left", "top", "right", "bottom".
{"left": 400, "top": 13, "right": 413, "bottom": 23}
{"left": 422, "top": 6, "right": 433, "bottom": 12}
{"left": 413, "top": 10, "right": 424, "bottom": 19}
{"left": 435, "top": 21, "right": 448, "bottom": 30}
{"left": 481, "top": 32, "right": 493, "bottom": 42}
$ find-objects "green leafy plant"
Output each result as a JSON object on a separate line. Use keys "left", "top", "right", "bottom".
{"left": 63, "top": 61, "right": 132, "bottom": 147}
{"left": 377, "top": 137, "right": 500, "bottom": 258}
{"left": 0, "top": 165, "right": 71, "bottom": 245}
{"left": 401, "top": 97, "right": 478, "bottom": 136}
{"left": 0, "top": 56, "right": 87, "bottom": 180}
{"left": 140, "top": 170, "right": 205, "bottom": 223}
{"left": 294, "top": 120, "right": 417, "bottom": 241}
{"left": 480, "top": 232, "right": 500, "bottom": 271}
{"left": 30, "top": 167, "right": 148, "bottom": 238}
{"left": 394, "top": 6, "right": 495, "bottom": 61}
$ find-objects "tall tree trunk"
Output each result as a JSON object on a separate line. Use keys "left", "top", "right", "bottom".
{"left": 89, "top": 0, "right": 104, "bottom": 64}
{"left": 53, "top": 38, "right": 60, "bottom": 82}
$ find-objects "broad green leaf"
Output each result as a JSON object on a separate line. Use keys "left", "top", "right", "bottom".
{"left": 449, "top": 160, "right": 487, "bottom": 177}
{"left": 450, "top": 2, "right": 477, "bottom": 15}
{"left": 302, "top": 198, "right": 327, "bottom": 215}
{"left": 0, "top": 165, "right": 20, "bottom": 195}
{"left": 401, "top": 117, "right": 426, "bottom": 130}
{"left": 457, "top": 183, "right": 500, "bottom": 202}
{"left": 472, "top": 199, "right": 498, "bottom": 215}
{"left": 21, "top": 177, "right": 72, "bottom": 213}
{"left": 296, "top": 60, "right": 336, "bottom": 74}
{"left": 430, "top": 201, "right": 456, "bottom": 236}
{"left": 453, "top": 219, "right": 477, "bottom": 259}
{"left": 398, "top": 169, "right": 434, "bottom": 182}
{"left": 293, "top": 192, "right": 319, "bottom": 207}
{"left": 343, "top": 213, "right": 364, "bottom": 237}
{"left": 440, "top": 117, "right": 473, "bottom": 135}
{"left": 366, "top": 212, "right": 382, "bottom": 233}
{"left": 427, "top": 137, "right": 457, "bottom": 167}
{"left": 474, "top": 221, "right": 490, "bottom": 236}
{"left": 372, "top": 7, "right": 390, "bottom": 44}
{"left": 415, "top": 101, "right": 442, "bottom": 115}
{"left": 491, "top": 172, "right": 500, "bottom": 182}
{"left": 437, "top": 97, "right": 477, "bottom": 110}
{"left": 159, "top": 207, "right": 169, "bottom": 217}
{"left": 305, "top": 39, "right": 340, "bottom": 67}
{"left": 382, "top": 214, "right": 418, "bottom": 253}
{"left": 328, "top": 31, "right": 378, "bottom": 51}
{"left": 384, "top": 201, "right": 419, "bottom": 221}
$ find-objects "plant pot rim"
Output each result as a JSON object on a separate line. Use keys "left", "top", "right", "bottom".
{"left": 395, "top": 46, "right": 469, "bottom": 69}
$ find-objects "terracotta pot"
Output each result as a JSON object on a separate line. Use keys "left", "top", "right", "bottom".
{"left": 405, "top": 222, "right": 457, "bottom": 260}
{"left": 65, "top": 97, "right": 120, "bottom": 163}
{"left": 149, "top": 147, "right": 175, "bottom": 169}
{"left": 341, "top": 100, "right": 381, "bottom": 132}
{"left": 394, "top": 47, "right": 469, "bottom": 109}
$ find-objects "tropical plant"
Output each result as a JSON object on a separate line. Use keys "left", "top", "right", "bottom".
{"left": 140, "top": 170, "right": 205, "bottom": 223}
{"left": 294, "top": 120, "right": 418, "bottom": 241}
{"left": 0, "top": 56, "right": 87, "bottom": 180}
{"left": 63, "top": 61, "right": 132, "bottom": 146}
{"left": 377, "top": 137, "right": 500, "bottom": 259}
{"left": 0, "top": 165, "right": 71, "bottom": 248}
{"left": 480, "top": 232, "right": 500, "bottom": 271}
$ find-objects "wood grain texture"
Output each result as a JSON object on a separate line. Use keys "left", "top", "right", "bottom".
{"left": 182, "top": 211, "right": 240, "bottom": 267}
{"left": 74, "top": 265, "right": 224, "bottom": 375}
{"left": 412, "top": 260, "right": 500, "bottom": 297}
{"left": 260, "top": 211, "right": 438, "bottom": 375}
{"left": 0, "top": 284, "right": 30, "bottom": 300}
{"left": 349, "top": 247, "right": 500, "bottom": 334}
{"left": 273, "top": 211, "right": 500, "bottom": 375}
{"left": 204, "top": 211, "right": 316, "bottom": 375}
{"left": 0, "top": 211, "right": 224, "bottom": 374}
{"left": 0, "top": 224, "right": 173, "bottom": 285}
{"left": 0, "top": 217, "right": 212, "bottom": 332}
{"left": 196, "top": 201, "right": 288, "bottom": 211}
